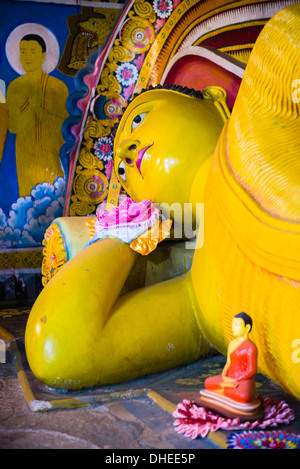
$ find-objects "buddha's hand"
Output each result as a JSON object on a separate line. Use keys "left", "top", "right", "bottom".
{"left": 86, "top": 197, "right": 172, "bottom": 255}
{"left": 220, "top": 376, "right": 238, "bottom": 389}
{"left": 29, "top": 86, "right": 43, "bottom": 112}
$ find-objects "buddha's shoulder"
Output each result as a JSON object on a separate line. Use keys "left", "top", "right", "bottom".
{"left": 44, "top": 74, "right": 68, "bottom": 91}
{"left": 7, "top": 75, "right": 26, "bottom": 90}
{"left": 244, "top": 338, "right": 257, "bottom": 351}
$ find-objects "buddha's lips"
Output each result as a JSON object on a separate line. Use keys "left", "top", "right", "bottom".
{"left": 136, "top": 144, "right": 153, "bottom": 175}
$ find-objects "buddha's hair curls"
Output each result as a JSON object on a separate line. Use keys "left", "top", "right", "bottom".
{"left": 110, "top": 84, "right": 203, "bottom": 137}
{"left": 234, "top": 312, "right": 253, "bottom": 332}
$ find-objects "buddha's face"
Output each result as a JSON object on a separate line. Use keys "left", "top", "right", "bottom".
{"left": 232, "top": 317, "right": 249, "bottom": 338}
{"left": 114, "top": 89, "right": 224, "bottom": 209}
{"left": 20, "top": 40, "right": 45, "bottom": 73}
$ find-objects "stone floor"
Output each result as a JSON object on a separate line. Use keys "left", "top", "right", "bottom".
{"left": 0, "top": 306, "right": 300, "bottom": 451}
{"left": 0, "top": 348, "right": 222, "bottom": 450}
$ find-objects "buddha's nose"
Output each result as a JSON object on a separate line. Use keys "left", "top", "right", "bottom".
{"left": 116, "top": 140, "right": 139, "bottom": 165}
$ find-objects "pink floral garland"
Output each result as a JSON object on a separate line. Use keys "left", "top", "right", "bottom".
{"left": 96, "top": 197, "right": 159, "bottom": 229}
{"left": 173, "top": 397, "right": 295, "bottom": 439}
{"left": 85, "top": 197, "right": 161, "bottom": 247}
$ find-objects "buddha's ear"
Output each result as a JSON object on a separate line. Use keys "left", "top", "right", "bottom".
{"left": 202, "top": 86, "right": 230, "bottom": 123}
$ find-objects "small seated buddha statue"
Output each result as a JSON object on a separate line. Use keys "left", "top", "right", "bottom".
{"left": 199, "top": 312, "right": 264, "bottom": 421}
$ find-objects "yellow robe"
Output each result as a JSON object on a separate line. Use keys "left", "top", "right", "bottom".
{"left": 7, "top": 72, "right": 68, "bottom": 196}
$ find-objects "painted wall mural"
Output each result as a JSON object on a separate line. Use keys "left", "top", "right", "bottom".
{"left": 1, "top": 5, "right": 69, "bottom": 251}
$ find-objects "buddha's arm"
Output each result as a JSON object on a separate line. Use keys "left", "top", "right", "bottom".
{"left": 6, "top": 82, "right": 32, "bottom": 134}
{"left": 221, "top": 341, "right": 236, "bottom": 378}
{"left": 31, "top": 237, "right": 138, "bottom": 328}
{"left": 0, "top": 104, "right": 8, "bottom": 165}
{"left": 41, "top": 78, "right": 68, "bottom": 120}
{"left": 221, "top": 358, "right": 230, "bottom": 378}
{"left": 220, "top": 345, "right": 237, "bottom": 388}
{"left": 25, "top": 237, "right": 211, "bottom": 389}
{"left": 220, "top": 361, "right": 238, "bottom": 388}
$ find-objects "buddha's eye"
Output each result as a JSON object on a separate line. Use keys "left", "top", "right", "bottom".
{"left": 131, "top": 112, "right": 147, "bottom": 131}
{"left": 118, "top": 160, "right": 127, "bottom": 183}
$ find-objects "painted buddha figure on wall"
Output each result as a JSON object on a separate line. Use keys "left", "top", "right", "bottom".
{"left": 6, "top": 33, "right": 68, "bottom": 196}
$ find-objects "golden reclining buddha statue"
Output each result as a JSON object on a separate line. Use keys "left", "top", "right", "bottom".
{"left": 25, "top": 4, "right": 300, "bottom": 399}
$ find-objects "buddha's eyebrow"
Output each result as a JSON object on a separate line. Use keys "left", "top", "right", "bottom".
{"left": 127, "top": 102, "right": 145, "bottom": 118}
{"left": 118, "top": 102, "right": 150, "bottom": 134}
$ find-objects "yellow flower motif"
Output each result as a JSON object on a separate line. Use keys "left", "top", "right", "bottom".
{"left": 41, "top": 223, "right": 67, "bottom": 286}
{"left": 175, "top": 378, "right": 202, "bottom": 385}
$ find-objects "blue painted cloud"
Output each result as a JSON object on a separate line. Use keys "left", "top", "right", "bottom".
{"left": 0, "top": 177, "right": 66, "bottom": 248}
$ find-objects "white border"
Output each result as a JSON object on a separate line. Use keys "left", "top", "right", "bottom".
{"left": 12, "top": 0, "right": 124, "bottom": 8}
